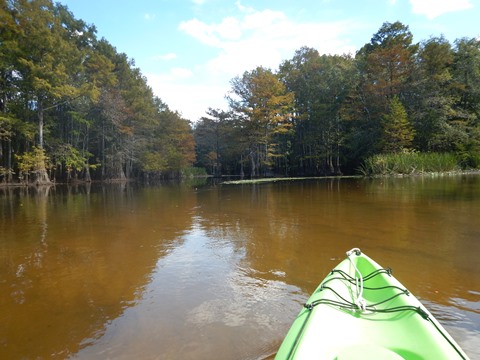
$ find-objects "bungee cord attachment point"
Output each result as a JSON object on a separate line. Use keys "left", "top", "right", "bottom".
{"left": 346, "top": 248, "right": 366, "bottom": 312}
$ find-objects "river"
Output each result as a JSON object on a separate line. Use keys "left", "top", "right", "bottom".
{"left": 0, "top": 175, "right": 479, "bottom": 359}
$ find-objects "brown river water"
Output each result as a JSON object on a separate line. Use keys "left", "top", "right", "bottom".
{"left": 0, "top": 175, "right": 479, "bottom": 359}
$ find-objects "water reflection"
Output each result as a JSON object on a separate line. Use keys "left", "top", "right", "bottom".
{"left": 1, "top": 176, "right": 479, "bottom": 359}
{"left": 0, "top": 184, "right": 197, "bottom": 359}
{"left": 73, "top": 219, "right": 303, "bottom": 359}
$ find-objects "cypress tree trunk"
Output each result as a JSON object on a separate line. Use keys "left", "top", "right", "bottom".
{"left": 35, "top": 102, "right": 51, "bottom": 185}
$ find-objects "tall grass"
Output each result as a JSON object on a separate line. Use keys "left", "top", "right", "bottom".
{"left": 182, "top": 167, "right": 208, "bottom": 178}
{"left": 359, "top": 152, "right": 460, "bottom": 176}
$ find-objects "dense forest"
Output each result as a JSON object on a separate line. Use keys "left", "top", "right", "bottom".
{"left": 1, "top": 0, "right": 195, "bottom": 184}
{"left": 1, "top": 0, "right": 480, "bottom": 184}
{"left": 195, "top": 23, "right": 480, "bottom": 177}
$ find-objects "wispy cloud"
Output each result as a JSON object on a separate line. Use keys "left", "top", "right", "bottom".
{"left": 409, "top": 0, "right": 474, "bottom": 19}
{"left": 235, "top": 0, "right": 254, "bottom": 14}
{"left": 151, "top": 4, "right": 359, "bottom": 120}
{"left": 179, "top": 18, "right": 221, "bottom": 47}
{"left": 179, "top": 6, "right": 356, "bottom": 78}
{"left": 144, "top": 13, "right": 156, "bottom": 21}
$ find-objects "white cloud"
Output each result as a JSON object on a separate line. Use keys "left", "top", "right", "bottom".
{"left": 235, "top": 0, "right": 254, "bottom": 13}
{"left": 171, "top": 67, "right": 194, "bottom": 78}
{"left": 178, "top": 16, "right": 244, "bottom": 45}
{"left": 158, "top": 5, "right": 358, "bottom": 121}
{"left": 159, "top": 67, "right": 193, "bottom": 81}
{"left": 409, "top": 0, "right": 474, "bottom": 19}
{"left": 150, "top": 67, "right": 193, "bottom": 85}
{"left": 179, "top": 18, "right": 221, "bottom": 47}
{"left": 242, "top": 9, "right": 286, "bottom": 30}
{"left": 146, "top": 72, "right": 227, "bottom": 120}
{"left": 216, "top": 17, "right": 242, "bottom": 40}
{"left": 178, "top": 9, "right": 292, "bottom": 47}
{"left": 180, "top": 9, "right": 356, "bottom": 80}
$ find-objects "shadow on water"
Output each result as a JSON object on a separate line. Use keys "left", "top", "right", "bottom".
{"left": 0, "top": 182, "right": 197, "bottom": 359}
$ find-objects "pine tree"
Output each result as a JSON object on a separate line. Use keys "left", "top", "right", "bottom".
{"left": 381, "top": 96, "right": 415, "bottom": 153}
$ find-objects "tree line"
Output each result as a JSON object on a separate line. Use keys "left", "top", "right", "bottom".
{"left": 194, "top": 22, "right": 480, "bottom": 177}
{"left": 1, "top": 0, "right": 195, "bottom": 184}
{"left": 2, "top": 1, "right": 480, "bottom": 184}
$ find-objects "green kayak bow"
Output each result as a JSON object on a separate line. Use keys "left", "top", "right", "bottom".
{"left": 275, "top": 248, "right": 469, "bottom": 360}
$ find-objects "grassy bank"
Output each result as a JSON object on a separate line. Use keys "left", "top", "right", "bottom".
{"left": 358, "top": 152, "right": 463, "bottom": 176}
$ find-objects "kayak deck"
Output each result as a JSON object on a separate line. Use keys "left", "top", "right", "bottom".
{"left": 275, "top": 249, "right": 469, "bottom": 360}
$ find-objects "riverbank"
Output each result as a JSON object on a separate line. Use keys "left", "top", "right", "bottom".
{"left": 358, "top": 151, "right": 479, "bottom": 176}
{"left": 2, "top": 167, "right": 479, "bottom": 187}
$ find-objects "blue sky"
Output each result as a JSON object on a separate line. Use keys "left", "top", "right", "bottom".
{"left": 59, "top": 0, "right": 479, "bottom": 121}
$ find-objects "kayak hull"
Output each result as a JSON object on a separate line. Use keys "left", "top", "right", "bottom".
{"left": 275, "top": 249, "right": 469, "bottom": 360}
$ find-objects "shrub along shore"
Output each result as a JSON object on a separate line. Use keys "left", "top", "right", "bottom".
{"left": 222, "top": 152, "right": 480, "bottom": 184}
{"left": 358, "top": 152, "right": 465, "bottom": 176}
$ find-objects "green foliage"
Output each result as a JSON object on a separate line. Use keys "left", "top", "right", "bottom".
{"left": 138, "top": 108, "right": 196, "bottom": 177}
{"left": 453, "top": 38, "right": 480, "bottom": 113}
{"left": 279, "top": 48, "right": 355, "bottom": 175}
{"left": 455, "top": 126, "right": 480, "bottom": 169}
{"left": 0, "top": 167, "right": 15, "bottom": 183}
{"left": 369, "top": 21, "right": 415, "bottom": 50}
{"left": 141, "top": 152, "right": 167, "bottom": 173}
{"left": 14, "top": 146, "right": 50, "bottom": 182}
{"left": 228, "top": 66, "right": 294, "bottom": 176}
{"left": 0, "top": 0, "right": 196, "bottom": 183}
{"left": 411, "top": 36, "right": 456, "bottom": 151}
{"left": 359, "top": 152, "right": 460, "bottom": 176}
{"left": 0, "top": 115, "right": 15, "bottom": 140}
{"left": 195, "top": 22, "right": 480, "bottom": 177}
{"left": 194, "top": 109, "right": 245, "bottom": 175}
{"left": 51, "top": 143, "right": 90, "bottom": 178}
{"left": 381, "top": 96, "right": 415, "bottom": 153}
{"left": 182, "top": 167, "right": 207, "bottom": 178}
